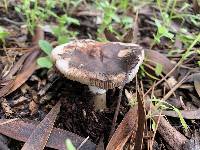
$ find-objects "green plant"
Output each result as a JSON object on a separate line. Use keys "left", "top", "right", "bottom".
{"left": 15, "top": 0, "right": 57, "bottom": 35}
{"left": 147, "top": 96, "right": 188, "bottom": 131}
{"left": 52, "top": 14, "right": 79, "bottom": 44}
{"left": 0, "top": 26, "right": 9, "bottom": 44}
{"left": 96, "top": 0, "right": 135, "bottom": 41}
{"left": 65, "top": 139, "right": 76, "bottom": 150}
{"left": 153, "top": 19, "right": 174, "bottom": 44}
{"left": 181, "top": 33, "right": 200, "bottom": 60}
{"left": 96, "top": 0, "right": 120, "bottom": 41}
{"left": 37, "top": 40, "right": 53, "bottom": 69}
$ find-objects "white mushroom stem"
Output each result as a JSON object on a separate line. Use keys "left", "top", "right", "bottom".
{"left": 89, "top": 86, "right": 107, "bottom": 110}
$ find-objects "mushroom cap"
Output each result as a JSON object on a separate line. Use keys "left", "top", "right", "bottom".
{"left": 51, "top": 39, "right": 144, "bottom": 89}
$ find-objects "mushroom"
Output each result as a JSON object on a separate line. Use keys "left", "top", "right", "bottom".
{"left": 51, "top": 39, "right": 144, "bottom": 110}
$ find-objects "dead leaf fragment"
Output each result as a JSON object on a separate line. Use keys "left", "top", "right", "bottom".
{"left": 106, "top": 106, "right": 138, "bottom": 150}
{"left": 194, "top": 77, "right": 200, "bottom": 97}
{"left": 1, "top": 98, "right": 13, "bottom": 116}
{"left": 21, "top": 101, "right": 61, "bottom": 150}
{"left": 134, "top": 91, "right": 145, "bottom": 150}
{"left": 29, "top": 100, "right": 39, "bottom": 115}
{"left": 0, "top": 119, "right": 96, "bottom": 150}
{"left": 145, "top": 50, "right": 178, "bottom": 77}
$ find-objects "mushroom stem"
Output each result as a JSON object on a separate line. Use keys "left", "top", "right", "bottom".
{"left": 89, "top": 86, "right": 107, "bottom": 110}
{"left": 92, "top": 93, "right": 107, "bottom": 110}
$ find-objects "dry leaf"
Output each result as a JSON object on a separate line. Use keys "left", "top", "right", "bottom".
{"left": 29, "top": 100, "right": 39, "bottom": 115}
{"left": 104, "top": 28, "right": 120, "bottom": 42}
{"left": 133, "top": 91, "right": 145, "bottom": 150}
{"left": 106, "top": 106, "right": 138, "bottom": 150}
{"left": 0, "top": 119, "right": 96, "bottom": 150}
{"left": 21, "top": 101, "right": 61, "bottom": 150}
{"left": 145, "top": 50, "right": 178, "bottom": 76}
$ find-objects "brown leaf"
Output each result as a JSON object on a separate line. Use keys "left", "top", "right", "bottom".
{"left": 144, "top": 50, "right": 178, "bottom": 76}
{"left": 32, "top": 25, "right": 44, "bottom": 45}
{"left": 134, "top": 91, "right": 145, "bottom": 150}
{"left": 106, "top": 105, "right": 138, "bottom": 150}
{"left": 123, "top": 29, "right": 133, "bottom": 43}
{"left": 104, "top": 28, "right": 120, "bottom": 42}
{"left": 194, "top": 77, "right": 200, "bottom": 97}
{"left": 1, "top": 98, "right": 13, "bottom": 116}
{"left": 0, "top": 24, "right": 43, "bottom": 98}
{"left": 21, "top": 101, "right": 61, "bottom": 150}
{"left": 6, "top": 50, "right": 40, "bottom": 96}
{"left": 162, "top": 109, "right": 200, "bottom": 120}
{"left": 0, "top": 119, "right": 96, "bottom": 150}
{"left": 0, "top": 80, "right": 14, "bottom": 97}
{"left": 2, "top": 51, "right": 31, "bottom": 81}
{"left": 29, "top": 100, "right": 39, "bottom": 115}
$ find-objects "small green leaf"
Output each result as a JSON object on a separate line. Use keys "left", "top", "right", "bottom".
{"left": 0, "top": 26, "right": 9, "bottom": 43}
{"left": 173, "top": 107, "right": 188, "bottom": 130}
{"left": 66, "top": 16, "right": 80, "bottom": 25}
{"left": 198, "top": 61, "right": 200, "bottom": 66}
{"left": 58, "top": 36, "right": 69, "bottom": 44}
{"left": 151, "top": 119, "right": 156, "bottom": 131}
{"left": 155, "top": 63, "right": 163, "bottom": 76}
{"left": 37, "top": 56, "right": 53, "bottom": 69}
{"left": 65, "top": 139, "right": 76, "bottom": 150}
{"left": 39, "top": 40, "right": 53, "bottom": 56}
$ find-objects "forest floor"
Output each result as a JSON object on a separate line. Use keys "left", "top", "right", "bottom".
{"left": 0, "top": 0, "right": 200, "bottom": 150}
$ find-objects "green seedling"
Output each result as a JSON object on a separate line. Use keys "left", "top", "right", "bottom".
{"left": 65, "top": 139, "right": 76, "bottom": 150}
{"left": 153, "top": 19, "right": 174, "bottom": 44}
{"left": 52, "top": 14, "right": 79, "bottom": 44}
{"left": 15, "top": 0, "right": 57, "bottom": 35}
{"left": 148, "top": 96, "right": 188, "bottom": 131}
{"left": 96, "top": 0, "right": 120, "bottom": 41}
{"left": 0, "top": 26, "right": 9, "bottom": 44}
{"left": 182, "top": 33, "right": 200, "bottom": 60}
{"left": 155, "top": 63, "right": 163, "bottom": 76}
{"left": 37, "top": 40, "right": 53, "bottom": 69}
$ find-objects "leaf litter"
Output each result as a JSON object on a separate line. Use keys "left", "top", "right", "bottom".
{"left": 0, "top": 1, "right": 200, "bottom": 150}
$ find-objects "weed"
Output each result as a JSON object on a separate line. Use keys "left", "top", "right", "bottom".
{"left": 15, "top": 0, "right": 57, "bottom": 35}
{"left": 65, "top": 139, "right": 76, "bottom": 150}
{"left": 96, "top": 0, "right": 134, "bottom": 41}
{"left": 37, "top": 40, "right": 53, "bottom": 69}
{"left": 52, "top": 14, "right": 79, "bottom": 44}
{"left": 0, "top": 26, "right": 9, "bottom": 45}
{"left": 96, "top": 0, "right": 119, "bottom": 41}
{"left": 181, "top": 33, "right": 200, "bottom": 60}
{"left": 153, "top": 19, "right": 174, "bottom": 44}
{"left": 147, "top": 96, "right": 188, "bottom": 131}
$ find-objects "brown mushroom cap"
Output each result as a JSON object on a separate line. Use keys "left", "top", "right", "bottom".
{"left": 51, "top": 39, "right": 144, "bottom": 89}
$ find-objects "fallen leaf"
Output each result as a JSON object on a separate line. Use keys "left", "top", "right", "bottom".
{"left": 106, "top": 105, "right": 138, "bottom": 150}
{"left": 0, "top": 80, "right": 14, "bottom": 97}
{"left": 134, "top": 91, "right": 145, "bottom": 150}
{"left": 21, "top": 101, "right": 61, "bottom": 150}
{"left": 5, "top": 51, "right": 40, "bottom": 96}
{"left": 2, "top": 51, "right": 31, "bottom": 81}
{"left": 123, "top": 29, "right": 133, "bottom": 43}
{"left": 0, "top": 119, "right": 96, "bottom": 150}
{"left": 29, "top": 100, "right": 39, "bottom": 115}
{"left": 144, "top": 50, "right": 178, "bottom": 76}
{"left": 162, "top": 109, "right": 200, "bottom": 119}
{"left": 194, "top": 77, "right": 200, "bottom": 97}
{"left": 104, "top": 28, "right": 120, "bottom": 42}
{"left": 1, "top": 98, "right": 13, "bottom": 116}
